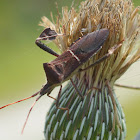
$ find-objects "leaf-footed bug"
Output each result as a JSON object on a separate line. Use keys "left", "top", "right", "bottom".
{"left": 0, "top": 28, "right": 123, "bottom": 133}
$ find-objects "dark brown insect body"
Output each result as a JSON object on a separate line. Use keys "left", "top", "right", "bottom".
{"left": 40, "top": 29, "right": 109, "bottom": 97}
{"left": 0, "top": 26, "right": 137, "bottom": 134}
{"left": 2, "top": 27, "right": 123, "bottom": 133}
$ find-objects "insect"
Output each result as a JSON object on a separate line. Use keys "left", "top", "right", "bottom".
{"left": 0, "top": 28, "right": 123, "bottom": 133}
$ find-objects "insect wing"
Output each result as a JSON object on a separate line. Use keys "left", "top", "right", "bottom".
{"left": 70, "top": 28, "right": 109, "bottom": 63}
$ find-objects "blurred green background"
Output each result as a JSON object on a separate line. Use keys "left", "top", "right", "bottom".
{"left": 0, "top": 0, "right": 139, "bottom": 140}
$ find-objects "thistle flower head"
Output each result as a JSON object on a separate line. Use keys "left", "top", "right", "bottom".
{"left": 39, "top": 0, "right": 140, "bottom": 139}
{"left": 40, "top": 0, "right": 140, "bottom": 87}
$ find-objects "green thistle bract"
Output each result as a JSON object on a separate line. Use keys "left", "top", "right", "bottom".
{"left": 39, "top": 0, "right": 140, "bottom": 139}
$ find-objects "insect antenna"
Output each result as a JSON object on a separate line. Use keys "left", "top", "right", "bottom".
{"left": 21, "top": 94, "right": 42, "bottom": 134}
{"left": 0, "top": 91, "right": 40, "bottom": 110}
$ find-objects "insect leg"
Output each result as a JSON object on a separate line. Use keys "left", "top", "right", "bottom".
{"left": 84, "top": 86, "right": 101, "bottom": 96}
{"left": 47, "top": 92, "right": 57, "bottom": 101}
{"left": 79, "top": 43, "right": 122, "bottom": 72}
{"left": 35, "top": 40, "right": 59, "bottom": 57}
{"left": 55, "top": 85, "right": 62, "bottom": 107}
{"left": 70, "top": 78, "right": 84, "bottom": 99}
{"left": 55, "top": 85, "right": 70, "bottom": 115}
{"left": 115, "top": 84, "right": 140, "bottom": 90}
{"left": 106, "top": 80, "right": 122, "bottom": 132}
{"left": 46, "top": 85, "right": 69, "bottom": 115}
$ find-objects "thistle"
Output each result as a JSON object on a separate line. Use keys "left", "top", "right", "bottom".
{"left": 39, "top": 0, "right": 140, "bottom": 139}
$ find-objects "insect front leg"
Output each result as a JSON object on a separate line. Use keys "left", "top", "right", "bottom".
{"left": 35, "top": 40, "right": 59, "bottom": 57}
{"left": 55, "top": 85, "right": 70, "bottom": 116}
{"left": 47, "top": 85, "right": 70, "bottom": 115}
{"left": 55, "top": 85, "right": 63, "bottom": 107}
{"left": 47, "top": 91, "right": 57, "bottom": 101}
